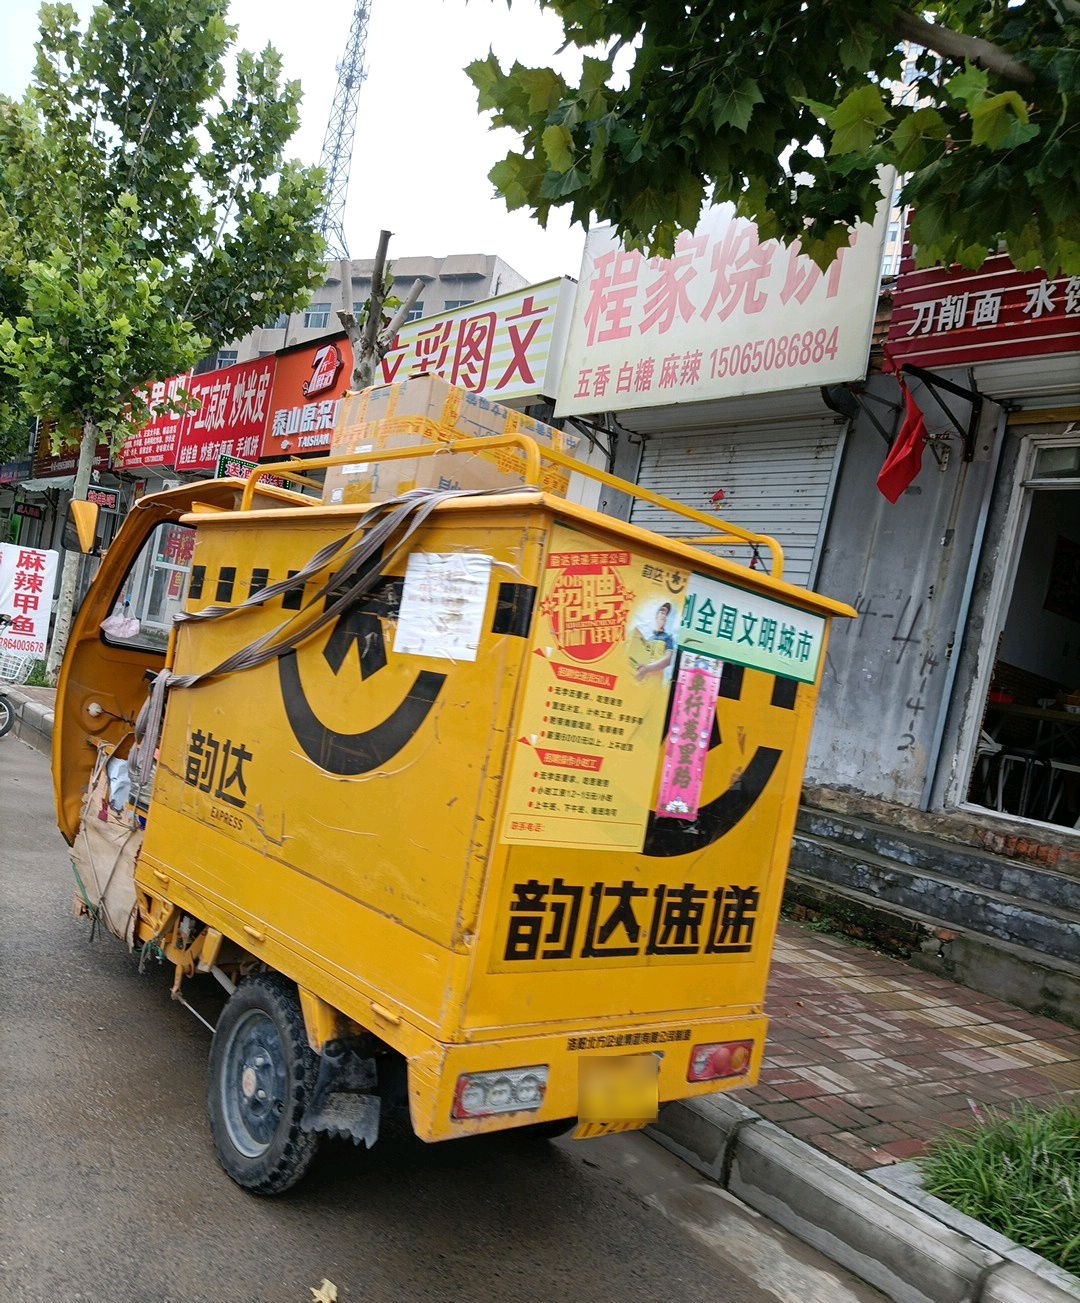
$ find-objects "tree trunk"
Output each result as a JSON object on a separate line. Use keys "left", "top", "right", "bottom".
{"left": 352, "top": 229, "right": 392, "bottom": 390}
{"left": 45, "top": 418, "right": 97, "bottom": 684}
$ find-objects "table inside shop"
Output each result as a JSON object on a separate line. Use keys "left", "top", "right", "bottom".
{"left": 988, "top": 703, "right": 1080, "bottom": 753}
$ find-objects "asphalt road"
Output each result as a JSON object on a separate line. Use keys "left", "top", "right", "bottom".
{"left": 0, "top": 738, "right": 885, "bottom": 1303}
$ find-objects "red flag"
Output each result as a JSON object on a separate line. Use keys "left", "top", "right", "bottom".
{"left": 877, "top": 378, "right": 927, "bottom": 503}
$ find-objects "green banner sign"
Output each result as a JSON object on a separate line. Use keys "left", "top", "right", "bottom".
{"left": 677, "top": 573, "right": 826, "bottom": 684}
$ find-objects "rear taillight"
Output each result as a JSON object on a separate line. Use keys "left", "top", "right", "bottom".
{"left": 687, "top": 1040, "right": 754, "bottom": 1083}
{"left": 452, "top": 1066, "right": 549, "bottom": 1119}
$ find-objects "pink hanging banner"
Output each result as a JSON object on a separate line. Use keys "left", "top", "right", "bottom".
{"left": 656, "top": 656, "right": 723, "bottom": 820}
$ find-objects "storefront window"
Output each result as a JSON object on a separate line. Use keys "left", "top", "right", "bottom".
{"left": 1032, "top": 445, "right": 1080, "bottom": 481}
{"left": 102, "top": 521, "right": 194, "bottom": 652}
{"left": 967, "top": 446, "right": 1080, "bottom": 829}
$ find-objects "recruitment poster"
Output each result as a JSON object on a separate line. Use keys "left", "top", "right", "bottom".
{"left": 501, "top": 524, "right": 680, "bottom": 852}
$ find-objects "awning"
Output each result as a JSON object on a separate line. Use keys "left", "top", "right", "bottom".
{"left": 17, "top": 476, "right": 75, "bottom": 493}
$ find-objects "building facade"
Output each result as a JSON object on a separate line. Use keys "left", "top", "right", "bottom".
{"left": 206, "top": 253, "right": 528, "bottom": 372}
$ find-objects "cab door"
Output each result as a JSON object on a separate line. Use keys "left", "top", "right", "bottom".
{"left": 53, "top": 483, "right": 253, "bottom": 843}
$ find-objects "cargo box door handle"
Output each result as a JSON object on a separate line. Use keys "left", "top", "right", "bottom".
{"left": 242, "top": 924, "right": 266, "bottom": 944}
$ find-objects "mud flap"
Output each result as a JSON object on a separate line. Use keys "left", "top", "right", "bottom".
{"left": 301, "top": 1039, "right": 381, "bottom": 1148}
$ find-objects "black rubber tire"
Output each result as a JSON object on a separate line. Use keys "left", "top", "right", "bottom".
{"left": 207, "top": 972, "right": 321, "bottom": 1195}
{"left": 0, "top": 696, "right": 13, "bottom": 739}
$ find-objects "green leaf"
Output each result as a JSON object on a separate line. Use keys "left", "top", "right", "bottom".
{"left": 946, "top": 63, "right": 990, "bottom": 111}
{"left": 517, "top": 66, "right": 567, "bottom": 116}
{"left": 828, "top": 85, "right": 892, "bottom": 156}
{"left": 838, "top": 25, "right": 875, "bottom": 72}
{"left": 888, "top": 107, "right": 949, "bottom": 170}
{"left": 712, "top": 77, "right": 763, "bottom": 132}
{"left": 796, "top": 96, "right": 838, "bottom": 122}
{"left": 970, "top": 92, "right": 1032, "bottom": 149}
{"left": 542, "top": 123, "right": 576, "bottom": 173}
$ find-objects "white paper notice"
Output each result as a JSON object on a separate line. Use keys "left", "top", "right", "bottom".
{"left": 394, "top": 552, "right": 493, "bottom": 662}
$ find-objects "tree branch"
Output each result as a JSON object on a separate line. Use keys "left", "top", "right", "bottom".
{"left": 379, "top": 278, "right": 424, "bottom": 346}
{"left": 892, "top": 10, "right": 1036, "bottom": 86}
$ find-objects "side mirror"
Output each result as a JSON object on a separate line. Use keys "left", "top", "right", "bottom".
{"left": 63, "top": 498, "right": 101, "bottom": 554}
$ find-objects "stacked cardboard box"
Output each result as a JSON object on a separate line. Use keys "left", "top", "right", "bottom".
{"left": 322, "top": 375, "right": 581, "bottom": 506}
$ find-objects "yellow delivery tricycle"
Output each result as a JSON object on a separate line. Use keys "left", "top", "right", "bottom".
{"left": 54, "top": 381, "right": 852, "bottom": 1193}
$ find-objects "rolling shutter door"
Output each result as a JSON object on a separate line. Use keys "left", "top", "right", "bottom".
{"left": 630, "top": 420, "right": 845, "bottom": 588}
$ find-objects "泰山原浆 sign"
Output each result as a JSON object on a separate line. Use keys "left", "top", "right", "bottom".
{"left": 555, "top": 186, "right": 892, "bottom": 417}
{"left": 260, "top": 337, "right": 353, "bottom": 459}
{"left": 678, "top": 574, "right": 825, "bottom": 684}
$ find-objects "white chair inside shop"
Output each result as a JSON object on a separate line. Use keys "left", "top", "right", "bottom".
{"left": 972, "top": 730, "right": 1002, "bottom": 806}
{"left": 1045, "top": 760, "right": 1080, "bottom": 828}
{"left": 994, "top": 745, "right": 1048, "bottom": 818}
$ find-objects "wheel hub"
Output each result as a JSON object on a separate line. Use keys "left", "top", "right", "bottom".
{"left": 220, "top": 1010, "right": 288, "bottom": 1158}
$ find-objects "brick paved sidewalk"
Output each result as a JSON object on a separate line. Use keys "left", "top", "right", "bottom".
{"left": 737, "top": 922, "right": 1080, "bottom": 1171}
{"left": 8, "top": 685, "right": 55, "bottom": 709}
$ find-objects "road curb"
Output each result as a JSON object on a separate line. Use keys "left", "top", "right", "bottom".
{"left": 647, "top": 1096, "right": 1080, "bottom": 1303}
{"left": 4, "top": 688, "right": 53, "bottom": 757}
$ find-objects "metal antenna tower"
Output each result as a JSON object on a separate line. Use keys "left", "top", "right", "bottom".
{"left": 317, "top": 1, "right": 371, "bottom": 260}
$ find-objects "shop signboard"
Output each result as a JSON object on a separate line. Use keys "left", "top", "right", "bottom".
{"left": 117, "top": 373, "right": 192, "bottom": 470}
{"left": 86, "top": 482, "right": 120, "bottom": 512}
{"left": 214, "top": 453, "right": 284, "bottom": 487}
{"left": 0, "top": 542, "right": 59, "bottom": 657}
{"left": 32, "top": 421, "right": 111, "bottom": 479}
{"left": 173, "top": 355, "right": 276, "bottom": 472}
{"left": 0, "top": 459, "right": 32, "bottom": 486}
{"left": 555, "top": 186, "right": 893, "bottom": 417}
{"left": 260, "top": 337, "right": 352, "bottom": 459}
{"left": 886, "top": 252, "right": 1080, "bottom": 370}
{"left": 379, "top": 278, "right": 575, "bottom": 404}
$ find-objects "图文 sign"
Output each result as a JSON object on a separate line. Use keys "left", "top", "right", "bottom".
{"left": 379, "top": 278, "right": 575, "bottom": 404}
{"left": 555, "top": 186, "right": 892, "bottom": 417}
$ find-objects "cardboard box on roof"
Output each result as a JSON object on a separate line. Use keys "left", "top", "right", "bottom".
{"left": 322, "top": 375, "right": 582, "bottom": 506}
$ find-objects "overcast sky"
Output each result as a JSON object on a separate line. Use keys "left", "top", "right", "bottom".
{"left": 0, "top": 0, "right": 589, "bottom": 284}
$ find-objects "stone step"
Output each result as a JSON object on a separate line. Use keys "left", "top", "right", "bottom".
{"left": 784, "top": 873, "right": 1080, "bottom": 1030}
{"left": 790, "top": 834, "right": 1079, "bottom": 965}
{"left": 796, "top": 807, "right": 1080, "bottom": 915}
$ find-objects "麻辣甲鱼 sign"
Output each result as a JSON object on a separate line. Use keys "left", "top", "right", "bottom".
{"left": 678, "top": 575, "right": 825, "bottom": 684}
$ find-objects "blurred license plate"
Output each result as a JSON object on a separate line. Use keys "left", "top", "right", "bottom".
{"left": 576, "top": 1053, "right": 659, "bottom": 1131}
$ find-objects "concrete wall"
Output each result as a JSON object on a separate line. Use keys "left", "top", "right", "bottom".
{"left": 805, "top": 372, "right": 1002, "bottom": 807}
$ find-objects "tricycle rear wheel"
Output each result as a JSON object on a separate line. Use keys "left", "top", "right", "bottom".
{"left": 207, "top": 972, "right": 321, "bottom": 1194}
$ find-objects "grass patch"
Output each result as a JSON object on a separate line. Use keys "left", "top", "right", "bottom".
{"left": 919, "top": 1101, "right": 1080, "bottom": 1276}
{"left": 23, "top": 659, "right": 51, "bottom": 687}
